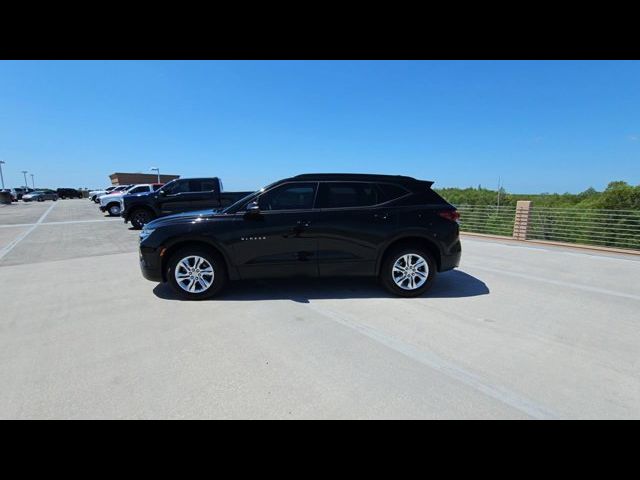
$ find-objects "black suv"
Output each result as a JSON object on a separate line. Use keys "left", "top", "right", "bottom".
{"left": 138, "top": 173, "right": 461, "bottom": 299}
{"left": 56, "top": 188, "right": 83, "bottom": 199}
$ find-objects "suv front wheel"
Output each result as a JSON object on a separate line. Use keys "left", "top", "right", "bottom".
{"left": 107, "top": 203, "right": 121, "bottom": 216}
{"left": 380, "top": 246, "right": 436, "bottom": 297}
{"left": 166, "top": 247, "right": 227, "bottom": 300}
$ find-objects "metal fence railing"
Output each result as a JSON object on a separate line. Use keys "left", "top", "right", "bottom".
{"left": 455, "top": 204, "right": 640, "bottom": 251}
{"left": 527, "top": 207, "right": 640, "bottom": 250}
{"left": 456, "top": 205, "right": 517, "bottom": 237}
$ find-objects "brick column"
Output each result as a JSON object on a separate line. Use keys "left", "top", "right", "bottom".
{"left": 513, "top": 201, "right": 532, "bottom": 240}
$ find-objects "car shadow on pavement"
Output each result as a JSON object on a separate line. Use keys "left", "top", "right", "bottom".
{"left": 152, "top": 270, "right": 489, "bottom": 303}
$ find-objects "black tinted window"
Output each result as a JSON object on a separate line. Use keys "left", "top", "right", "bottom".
{"left": 129, "top": 186, "right": 148, "bottom": 194}
{"left": 376, "top": 183, "right": 409, "bottom": 202}
{"left": 163, "top": 180, "right": 189, "bottom": 194}
{"left": 199, "top": 180, "right": 218, "bottom": 192}
{"left": 152, "top": 184, "right": 163, "bottom": 191}
{"left": 318, "top": 182, "right": 379, "bottom": 208}
{"left": 257, "top": 183, "right": 317, "bottom": 211}
{"left": 397, "top": 186, "right": 449, "bottom": 206}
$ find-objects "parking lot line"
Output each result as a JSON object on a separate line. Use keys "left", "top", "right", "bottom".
{"left": 303, "top": 300, "right": 558, "bottom": 419}
{"left": 464, "top": 263, "right": 640, "bottom": 302}
{"left": 0, "top": 218, "right": 122, "bottom": 229}
{"left": 0, "top": 201, "right": 57, "bottom": 261}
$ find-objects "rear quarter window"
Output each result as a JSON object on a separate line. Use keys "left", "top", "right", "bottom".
{"left": 395, "top": 184, "right": 451, "bottom": 207}
{"left": 376, "top": 183, "right": 410, "bottom": 202}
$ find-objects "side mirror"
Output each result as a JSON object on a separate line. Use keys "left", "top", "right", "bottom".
{"left": 246, "top": 201, "right": 260, "bottom": 215}
{"left": 158, "top": 190, "right": 166, "bottom": 196}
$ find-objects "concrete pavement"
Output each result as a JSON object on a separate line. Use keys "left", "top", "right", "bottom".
{"left": 0, "top": 199, "right": 639, "bottom": 418}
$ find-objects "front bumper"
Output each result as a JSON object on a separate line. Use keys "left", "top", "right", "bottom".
{"left": 139, "top": 246, "right": 163, "bottom": 282}
{"left": 99, "top": 206, "right": 107, "bottom": 212}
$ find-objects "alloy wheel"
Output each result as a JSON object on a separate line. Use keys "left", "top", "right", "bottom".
{"left": 174, "top": 255, "right": 215, "bottom": 293}
{"left": 392, "top": 253, "right": 428, "bottom": 290}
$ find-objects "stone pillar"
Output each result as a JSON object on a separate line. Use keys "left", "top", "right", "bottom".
{"left": 513, "top": 201, "right": 532, "bottom": 240}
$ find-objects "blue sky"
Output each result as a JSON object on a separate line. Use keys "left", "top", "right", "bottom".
{"left": 0, "top": 60, "right": 638, "bottom": 193}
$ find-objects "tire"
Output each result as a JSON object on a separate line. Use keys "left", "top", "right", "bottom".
{"left": 107, "top": 203, "right": 121, "bottom": 216}
{"left": 166, "top": 247, "right": 227, "bottom": 300}
{"left": 380, "top": 246, "right": 436, "bottom": 297}
{"left": 130, "top": 209, "right": 155, "bottom": 229}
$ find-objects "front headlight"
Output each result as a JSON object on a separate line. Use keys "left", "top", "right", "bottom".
{"left": 139, "top": 227, "right": 155, "bottom": 242}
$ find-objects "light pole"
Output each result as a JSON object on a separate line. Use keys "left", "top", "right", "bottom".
{"left": 150, "top": 167, "right": 160, "bottom": 183}
{"left": 30, "top": 174, "right": 35, "bottom": 189}
{"left": 0, "top": 160, "right": 5, "bottom": 189}
{"left": 22, "top": 170, "right": 28, "bottom": 190}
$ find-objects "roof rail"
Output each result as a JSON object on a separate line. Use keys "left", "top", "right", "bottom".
{"left": 292, "top": 173, "right": 421, "bottom": 181}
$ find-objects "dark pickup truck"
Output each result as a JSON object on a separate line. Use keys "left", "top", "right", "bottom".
{"left": 122, "top": 177, "right": 252, "bottom": 229}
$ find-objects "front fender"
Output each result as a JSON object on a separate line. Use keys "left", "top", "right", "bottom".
{"left": 160, "top": 234, "right": 239, "bottom": 281}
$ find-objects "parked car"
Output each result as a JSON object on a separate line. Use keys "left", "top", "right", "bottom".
{"left": 99, "top": 183, "right": 163, "bottom": 216}
{"left": 56, "top": 188, "right": 83, "bottom": 199}
{"left": 22, "top": 189, "right": 59, "bottom": 202}
{"left": 138, "top": 173, "right": 461, "bottom": 300}
{"left": 89, "top": 186, "right": 118, "bottom": 202}
{"left": 0, "top": 189, "right": 16, "bottom": 202}
{"left": 12, "top": 187, "right": 34, "bottom": 200}
{"left": 122, "top": 177, "right": 252, "bottom": 230}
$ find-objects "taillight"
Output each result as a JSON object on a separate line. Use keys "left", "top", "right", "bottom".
{"left": 438, "top": 210, "right": 460, "bottom": 222}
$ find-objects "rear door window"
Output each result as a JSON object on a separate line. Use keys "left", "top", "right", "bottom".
{"left": 199, "top": 179, "right": 219, "bottom": 192}
{"left": 317, "top": 182, "right": 380, "bottom": 209}
{"left": 183, "top": 179, "right": 216, "bottom": 193}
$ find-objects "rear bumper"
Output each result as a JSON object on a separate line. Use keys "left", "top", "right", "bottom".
{"left": 99, "top": 206, "right": 107, "bottom": 212}
{"left": 439, "top": 238, "right": 461, "bottom": 272}
{"left": 440, "top": 250, "right": 461, "bottom": 272}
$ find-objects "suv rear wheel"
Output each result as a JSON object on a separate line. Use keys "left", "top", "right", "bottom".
{"left": 130, "top": 209, "right": 155, "bottom": 229}
{"left": 380, "top": 246, "right": 436, "bottom": 297}
{"left": 166, "top": 247, "right": 227, "bottom": 300}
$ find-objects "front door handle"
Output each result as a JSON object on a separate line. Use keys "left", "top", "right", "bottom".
{"left": 297, "top": 220, "right": 312, "bottom": 227}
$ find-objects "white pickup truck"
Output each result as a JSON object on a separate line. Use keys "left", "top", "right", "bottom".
{"left": 89, "top": 185, "right": 135, "bottom": 203}
{"left": 99, "top": 183, "right": 163, "bottom": 216}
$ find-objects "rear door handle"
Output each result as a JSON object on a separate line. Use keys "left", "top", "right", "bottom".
{"left": 297, "top": 220, "right": 312, "bottom": 227}
{"left": 374, "top": 213, "right": 389, "bottom": 220}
